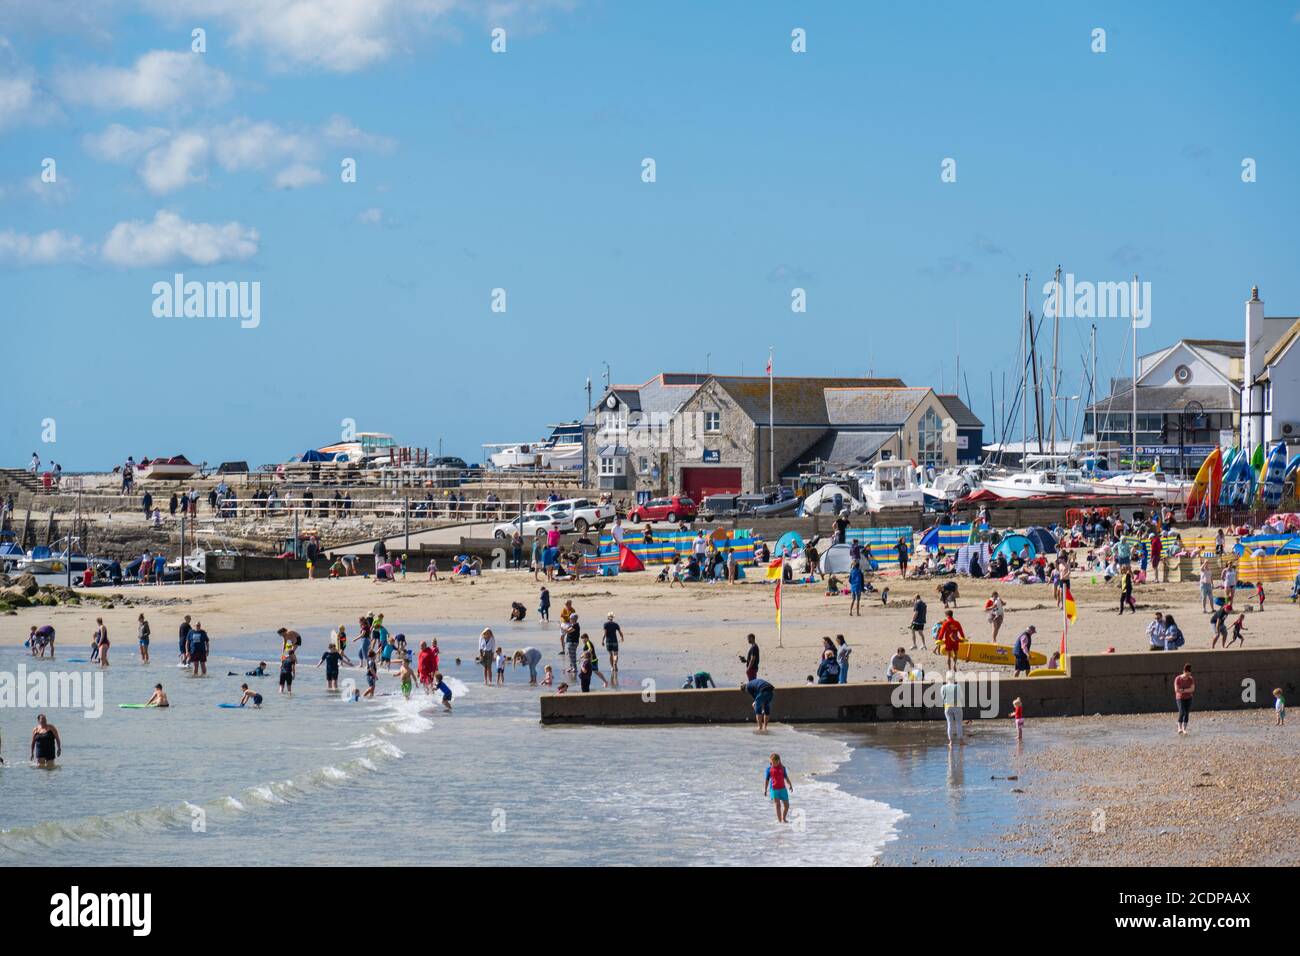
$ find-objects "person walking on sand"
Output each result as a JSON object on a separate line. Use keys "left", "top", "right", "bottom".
{"left": 1274, "top": 688, "right": 1286, "bottom": 726}
{"left": 602, "top": 613, "right": 623, "bottom": 682}
{"left": 1012, "top": 625, "right": 1035, "bottom": 677}
{"left": 896, "top": 536, "right": 910, "bottom": 579}
{"left": 1174, "top": 663, "right": 1195, "bottom": 734}
{"left": 1226, "top": 614, "right": 1247, "bottom": 647}
{"left": 936, "top": 610, "right": 966, "bottom": 671}
{"left": 986, "top": 591, "right": 1005, "bottom": 642}
{"left": 764, "top": 753, "right": 793, "bottom": 823}
{"left": 1118, "top": 567, "right": 1136, "bottom": 615}
{"left": 478, "top": 628, "right": 497, "bottom": 686}
{"left": 910, "top": 594, "right": 928, "bottom": 650}
{"left": 848, "top": 562, "right": 864, "bottom": 616}
{"left": 137, "top": 613, "right": 151, "bottom": 663}
{"left": 941, "top": 671, "right": 964, "bottom": 746}
{"left": 1199, "top": 559, "right": 1214, "bottom": 613}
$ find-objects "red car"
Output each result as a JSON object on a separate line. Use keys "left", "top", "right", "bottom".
{"left": 628, "top": 495, "right": 698, "bottom": 524}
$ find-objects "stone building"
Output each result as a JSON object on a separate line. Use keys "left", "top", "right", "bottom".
{"left": 584, "top": 372, "right": 977, "bottom": 496}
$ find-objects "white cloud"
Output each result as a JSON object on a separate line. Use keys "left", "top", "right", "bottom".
{"left": 83, "top": 123, "right": 170, "bottom": 161}
{"left": 323, "top": 113, "right": 397, "bottom": 152}
{"left": 84, "top": 115, "right": 393, "bottom": 192}
{"left": 356, "top": 206, "right": 384, "bottom": 224}
{"left": 140, "top": 132, "right": 210, "bottom": 194}
{"left": 143, "top": 0, "right": 575, "bottom": 73}
{"left": 0, "top": 228, "right": 88, "bottom": 265}
{"left": 0, "top": 73, "right": 36, "bottom": 129}
{"left": 273, "top": 163, "right": 325, "bottom": 188}
{"left": 101, "top": 210, "right": 258, "bottom": 266}
{"left": 55, "top": 50, "right": 232, "bottom": 111}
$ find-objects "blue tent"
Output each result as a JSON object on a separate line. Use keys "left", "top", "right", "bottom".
{"left": 775, "top": 531, "right": 805, "bottom": 556}
{"left": 993, "top": 533, "right": 1036, "bottom": 562}
{"left": 300, "top": 449, "right": 338, "bottom": 463}
{"left": 1024, "top": 526, "right": 1057, "bottom": 554}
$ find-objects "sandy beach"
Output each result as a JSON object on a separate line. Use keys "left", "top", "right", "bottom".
{"left": 2, "top": 568, "right": 1293, "bottom": 683}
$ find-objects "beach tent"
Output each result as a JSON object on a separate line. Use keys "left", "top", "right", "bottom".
{"left": 920, "top": 523, "right": 972, "bottom": 551}
{"left": 819, "top": 543, "right": 872, "bottom": 575}
{"left": 956, "top": 542, "right": 992, "bottom": 575}
{"left": 618, "top": 546, "right": 645, "bottom": 573}
{"left": 775, "top": 531, "right": 805, "bottom": 556}
{"left": 993, "top": 533, "right": 1036, "bottom": 562}
{"left": 800, "top": 483, "right": 862, "bottom": 515}
{"left": 1024, "top": 526, "right": 1057, "bottom": 554}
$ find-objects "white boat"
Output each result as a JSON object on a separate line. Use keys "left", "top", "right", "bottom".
{"left": 9, "top": 541, "right": 113, "bottom": 584}
{"left": 800, "top": 482, "right": 864, "bottom": 515}
{"left": 1085, "top": 471, "right": 1192, "bottom": 503}
{"left": 486, "top": 422, "right": 583, "bottom": 471}
{"left": 317, "top": 432, "right": 397, "bottom": 465}
{"left": 861, "top": 460, "right": 927, "bottom": 511}
{"left": 137, "top": 455, "right": 200, "bottom": 480}
{"left": 980, "top": 468, "right": 1094, "bottom": 499}
{"left": 923, "top": 466, "right": 984, "bottom": 502}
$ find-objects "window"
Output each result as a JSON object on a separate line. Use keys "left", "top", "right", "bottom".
{"left": 600, "top": 407, "right": 627, "bottom": 434}
{"left": 638, "top": 457, "right": 649, "bottom": 473}
{"left": 916, "top": 408, "right": 944, "bottom": 465}
{"left": 599, "top": 456, "right": 625, "bottom": 477}
{"left": 704, "top": 411, "right": 721, "bottom": 433}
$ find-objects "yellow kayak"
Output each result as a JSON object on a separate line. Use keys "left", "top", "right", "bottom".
{"left": 940, "top": 642, "right": 1046, "bottom": 667}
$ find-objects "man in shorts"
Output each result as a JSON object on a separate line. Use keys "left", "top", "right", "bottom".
{"left": 910, "top": 594, "right": 928, "bottom": 650}
{"left": 187, "top": 621, "right": 209, "bottom": 676}
{"left": 602, "top": 613, "right": 624, "bottom": 681}
{"left": 743, "top": 677, "right": 775, "bottom": 731}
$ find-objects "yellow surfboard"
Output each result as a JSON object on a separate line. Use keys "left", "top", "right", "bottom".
{"left": 944, "top": 642, "right": 1046, "bottom": 667}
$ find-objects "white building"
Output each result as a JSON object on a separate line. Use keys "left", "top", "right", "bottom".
{"left": 1242, "top": 286, "right": 1300, "bottom": 448}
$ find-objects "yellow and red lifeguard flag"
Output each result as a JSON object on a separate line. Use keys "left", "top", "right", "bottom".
{"left": 774, "top": 578, "right": 782, "bottom": 630}
{"left": 1063, "top": 583, "right": 1077, "bottom": 623}
{"left": 765, "top": 557, "right": 783, "bottom": 581}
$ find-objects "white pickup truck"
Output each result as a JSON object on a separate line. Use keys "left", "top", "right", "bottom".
{"left": 541, "top": 497, "right": 616, "bottom": 534}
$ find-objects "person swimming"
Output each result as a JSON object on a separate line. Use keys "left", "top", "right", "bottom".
{"left": 238, "top": 684, "right": 264, "bottom": 708}
{"left": 229, "top": 662, "right": 268, "bottom": 677}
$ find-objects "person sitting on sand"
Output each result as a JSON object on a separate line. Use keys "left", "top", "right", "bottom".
{"left": 510, "top": 601, "right": 527, "bottom": 621}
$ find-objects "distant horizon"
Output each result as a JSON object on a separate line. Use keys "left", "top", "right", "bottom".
{"left": 5, "top": 2, "right": 1299, "bottom": 468}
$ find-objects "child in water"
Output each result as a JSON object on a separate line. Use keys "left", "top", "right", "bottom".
{"left": 538, "top": 586, "right": 551, "bottom": 621}
{"left": 433, "top": 671, "right": 453, "bottom": 711}
{"left": 239, "top": 684, "right": 263, "bottom": 708}
{"left": 494, "top": 647, "right": 507, "bottom": 685}
{"left": 540, "top": 664, "right": 554, "bottom": 687}
{"left": 764, "top": 753, "right": 793, "bottom": 823}
{"left": 1010, "top": 696, "right": 1024, "bottom": 740}
{"left": 397, "top": 657, "right": 416, "bottom": 700}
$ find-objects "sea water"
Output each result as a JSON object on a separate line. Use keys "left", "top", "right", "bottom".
{"left": 0, "top": 621, "right": 1023, "bottom": 866}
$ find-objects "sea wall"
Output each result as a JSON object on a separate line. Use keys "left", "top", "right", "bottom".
{"left": 537, "top": 647, "right": 1300, "bottom": 724}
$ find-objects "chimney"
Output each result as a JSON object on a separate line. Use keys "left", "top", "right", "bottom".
{"left": 1243, "top": 285, "right": 1264, "bottom": 449}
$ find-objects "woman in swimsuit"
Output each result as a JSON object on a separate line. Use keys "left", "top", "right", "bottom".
{"left": 94, "top": 618, "right": 110, "bottom": 668}
{"left": 31, "top": 714, "right": 61, "bottom": 767}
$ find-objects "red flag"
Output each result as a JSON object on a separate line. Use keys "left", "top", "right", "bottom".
{"left": 774, "top": 578, "right": 782, "bottom": 630}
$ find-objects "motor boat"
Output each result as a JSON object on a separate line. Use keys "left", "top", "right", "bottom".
{"left": 980, "top": 467, "right": 1094, "bottom": 499}
{"left": 860, "top": 460, "right": 926, "bottom": 511}
{"left": 486, "top": 423, "right": 584, "bottom": 471}
{"left": 1085, "top": 471, "right": 1192, "bottom": 503}
{"left": 923, "top": 466, "right": 984, "bottom": 503}
{"left": 137, "top": 455, "right": 200, "bottom": 480}
{"left": 8, "top": 540, "right": 115, "bottom": 584}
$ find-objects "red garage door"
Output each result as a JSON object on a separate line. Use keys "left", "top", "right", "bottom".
{"left": 681, "top": 467, "right": 742, "bottom": 500}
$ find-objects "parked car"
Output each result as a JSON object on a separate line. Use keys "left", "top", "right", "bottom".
{"left": 541, "top": 497, "right": 616, "bottom": 534}
{"left": 627, "top": 495, "right": 698, "bottom": 524}
{"left": 492, "top": 512, "right": 573, "bottom": 539}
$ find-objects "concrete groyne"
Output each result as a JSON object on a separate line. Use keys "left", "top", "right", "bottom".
{"left": 538, "top": 647, "right": 1300, "bottom": 724}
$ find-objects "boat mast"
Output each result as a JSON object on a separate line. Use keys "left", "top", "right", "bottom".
{"left": 1131, "top": 273, "right": 1139, "bottom": 475}
{"left": 1021, "top": 274, "right": 1029, "bottom": 467}
{"left": 1050, "top": 265, "right": 1061, "bottom": 457}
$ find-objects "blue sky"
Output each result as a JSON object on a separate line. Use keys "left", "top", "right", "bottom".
{"left": 3, "top": 0, "right": 1299, "bottom": 469}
